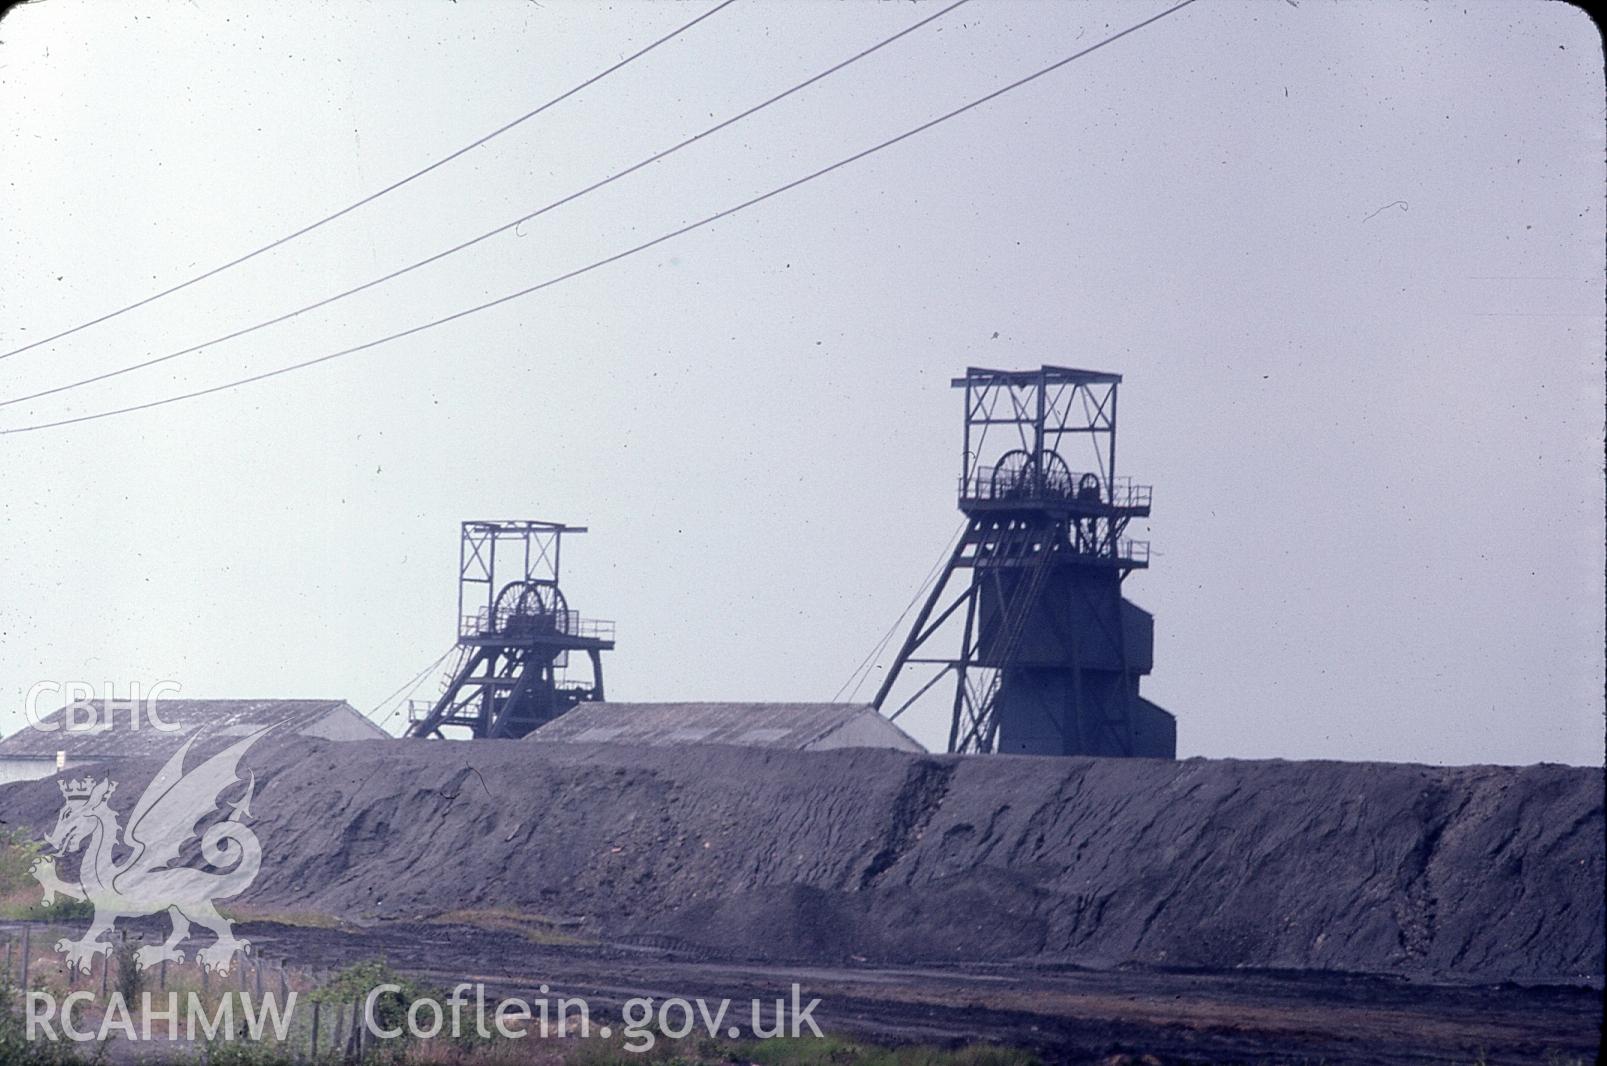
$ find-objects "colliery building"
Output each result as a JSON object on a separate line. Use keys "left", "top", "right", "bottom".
{"left": 6, "top": 367, "right": 1176, "bottom": 766}
{"left": 0, "top": 698, "right": 387, "bottom": 783}
{"left": 873, "top": 366, "right": 1176, "bottom": 758}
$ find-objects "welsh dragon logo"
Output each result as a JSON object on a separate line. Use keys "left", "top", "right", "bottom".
{"left": 30, "top": 727, "right": 268, "bottom": 975}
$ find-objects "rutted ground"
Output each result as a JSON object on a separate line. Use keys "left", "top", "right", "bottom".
{"left": 1, "top": 737, "right": 1598, "bottom": 985}
{"left": 225, "top": 919, "right": 1607, "bottom": 1066}
{"left": 5, "top": 916, "right": 1599, "bottom": 1065}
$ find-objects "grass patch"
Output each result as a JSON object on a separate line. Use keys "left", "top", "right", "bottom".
{"left": 431, "top": 909, "right": 593, "bottom": 947}
{"left": 221, "top": 905, "right": 346, "bottom": 931}
{"left": 740, "top": 1037, "right": 1041, "bottom": 1066}
{"left": 335, "top": 1034, "right": 1042, "bottom": 1066}
{"left": 0, "top": 829, "right": 93, "bottom": 922}
{"left": 0, "top": 980, "right": 99, "bottom": 1064}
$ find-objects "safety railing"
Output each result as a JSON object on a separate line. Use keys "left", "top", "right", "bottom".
{"left": 1058, "top": 537, "right": 1150, "bottom": 566}
{"left": 460, "top": 609, "right": 616, "bottom": 641}
{"left": 960, "top": 467, "right": 1151, "bottom": 509}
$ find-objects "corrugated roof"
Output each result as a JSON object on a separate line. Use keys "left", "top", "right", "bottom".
{"left": 527, "top": 702, "right": 925, "bottom": 752}
{"left": 0, "top": 699, "right": 387, "bottom": 760}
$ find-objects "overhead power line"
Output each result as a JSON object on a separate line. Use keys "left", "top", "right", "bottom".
{"left": 0, "top": 0, "right": 738, "bottom": 364}
{"left": 0, "top": 0, "right": 969, "bottom": 412}
{"left": 0, "top": 0, "right": 1200, "bottom": 436}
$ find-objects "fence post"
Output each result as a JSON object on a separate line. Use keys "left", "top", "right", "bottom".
{"left": 331, "top": 996, "right": 347, "bottom": 1058}
{"left": 310, "top": 999, "right": 322, "bottom": 1058}
{"left": 20, "top": 926, "right": 29, "bottom": 994}
{"left": 351, "top": 994, "right": 364, "bottom": 1058}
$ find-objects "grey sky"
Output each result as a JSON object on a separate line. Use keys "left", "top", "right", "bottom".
{"left": 0, "top": 0, "right": 1601, "bottom": 765}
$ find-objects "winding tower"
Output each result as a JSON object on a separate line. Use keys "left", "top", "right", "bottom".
{"left": 872, "top": 367, "right": 1174, "bottom": 757}
{"left": 407, "top": 520, "right": 614, "bottom": 740}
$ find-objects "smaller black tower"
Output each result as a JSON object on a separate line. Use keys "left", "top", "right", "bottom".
{"left": 872, "top": 366, "right": 1174, "bottom": 757}
{"left": 407, "top": 520, "right": 614, "bottom": 740}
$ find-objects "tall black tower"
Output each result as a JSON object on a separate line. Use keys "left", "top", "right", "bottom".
{"left": 407, "top": 520, "right": 615, "bottom": 740}
{"left": 872, "top": 366, "right": 1174, "bottom": 757}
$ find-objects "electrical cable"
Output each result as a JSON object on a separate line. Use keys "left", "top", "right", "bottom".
{"left": 0, "top": 0, "right": 738, "bottom": 363}
{"left": 369, "top": 644, "right": 458, "bottom": 729}
{"left": 0, "top": 0, "right": 968, "bottom": 412}
{"left": 837, "top": 520, "right": 966, "bottom": 704}
{"left": 0, "top": 0, "right": 1200, "bottom": 435}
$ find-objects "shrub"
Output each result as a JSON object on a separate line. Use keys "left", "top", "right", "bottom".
{"left": 0, "top": 975, "right": 96, "bottom": 1065}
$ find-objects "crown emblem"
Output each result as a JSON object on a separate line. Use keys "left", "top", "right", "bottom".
{"left": 58, "top": 777, "right": 113, "bottom": 800}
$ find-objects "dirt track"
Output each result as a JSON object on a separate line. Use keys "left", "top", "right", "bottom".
{"left": 3, "top": 913, "right": 1599, "bottom": 1065}
{"left": 231, "top": 918, "right": 1604, "bottom": 1065}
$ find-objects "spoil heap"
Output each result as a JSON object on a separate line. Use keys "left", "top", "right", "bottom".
{"left": 2, "top": 737, "right": 1599, "bottom": 984}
